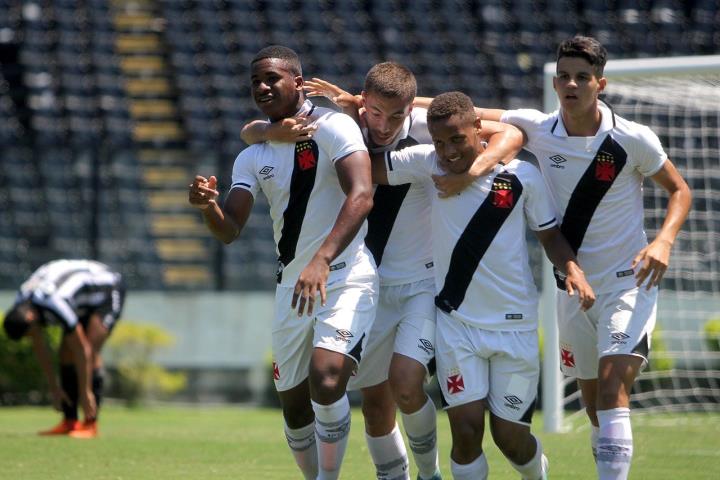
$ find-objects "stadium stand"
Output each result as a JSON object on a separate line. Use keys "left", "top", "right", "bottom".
{"left": 0, "top": 0, "right": 717, "bottom": 290}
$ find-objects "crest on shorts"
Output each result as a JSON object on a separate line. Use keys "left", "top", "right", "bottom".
{"left": 272, "top": 361, "right": 280, "bottom": 380}
{"left": 295, "top": 140, "right": 318, "bottom": 171}
{"left": 446, "top": 368, "right": 465, "bottom": 394}
{"left": 560, "top": 346, "right": 575, "bottom": 368}
{"left": 595, "top": 151, "right": 616, "bottom": 181}
{"left": 492, "top": 178, "right": 514, "bottom": 208}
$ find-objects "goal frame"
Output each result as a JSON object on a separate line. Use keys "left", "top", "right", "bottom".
{"left": 540, "top": 54, "right": 720, "bottom": 433}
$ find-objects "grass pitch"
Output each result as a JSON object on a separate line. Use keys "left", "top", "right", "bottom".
{"left": 0, "top": 406, "right": 718, "bottom": 479}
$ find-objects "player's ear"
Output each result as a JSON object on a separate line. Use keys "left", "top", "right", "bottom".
{"left": 360, "top": 91, "right": 368, "bottom": 107}
{"left": 294, "top": 75, "right": 303, "bottom": 92}
{"left": 598, "top": 76, "right": 607, "bottom": 93}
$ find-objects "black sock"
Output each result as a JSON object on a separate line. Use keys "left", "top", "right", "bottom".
{"left": 59, "top": 365, "right": 78, "bottom": 420}
{"left": 92, "top": 368, "right": 104, "bottom": 419}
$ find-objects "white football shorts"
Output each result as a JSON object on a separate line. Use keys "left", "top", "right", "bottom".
{"left": 557, "top": 285, "right": 657, "bottom": 380}
{"left": 347, "top": 277, "right": 436, "bottom": 390}
{"left": 436, "top": 311, "right": 539, "bottom": 425}
{"left": 272, "top": 260, "right": 378, "bottom": 392}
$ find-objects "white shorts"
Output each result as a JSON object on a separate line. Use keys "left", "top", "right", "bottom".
{"left": 557, "top": 286, "right": 657, "bottom": 380}
{"left": 436, "top": 312, "right": 539, "bottom": 425}
{"left": 347, "top": 278, "right": 436, "bottom": 390}
{"left": 272, "top": 265, "right": 378, "bottom": 392}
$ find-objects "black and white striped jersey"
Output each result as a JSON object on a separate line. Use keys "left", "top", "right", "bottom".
{"left": 387, "top": 146, "right": 557, "bottom": 331}
{"left": 231, "top": 100, "right": 374, "bottom": 287}
{"left": 15, "top": 259, "right": 124, "bottom": 332}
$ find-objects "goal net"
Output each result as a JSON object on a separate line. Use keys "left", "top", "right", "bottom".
{"left": 541, "top": 55, "right": 720, "bottom": 432}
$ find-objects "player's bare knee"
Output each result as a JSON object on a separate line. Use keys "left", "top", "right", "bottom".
{"left": 389, "top": 380, "right": 422, "bottom": 413}
{"left": 281, "top": 402, "right": 314, "bottom": 428}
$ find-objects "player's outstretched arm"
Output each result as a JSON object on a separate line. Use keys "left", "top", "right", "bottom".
{"left": 188, "top": 175, "right": 254, "bottom": 244}
{"left": 369, "top": 151, "right": 390, "bottom": 185}
{"left": 28, "top": 323, "right": 70, "bottom": 412}
{"left": 240, "top": 116, "right": 317, "bottom": 145}
{"left": 304, "top": 77, "right": 363, "bottom": 122}
{"left": 292, "top": 151, "right": 374, "bottom": 317}
{"left": 433, "top": 120, "right": 525, "bottom": 197}
{"left": 633, "top": 159, "right": 692, "bottom": 290}
{"left": 65, "top": 325, "right": 97, "bottom": 419}
{"left": 535, "top": 226, "right": 596, "bottom": 311}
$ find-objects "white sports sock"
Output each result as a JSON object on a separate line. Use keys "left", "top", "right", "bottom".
{"left": 401, "top": 396, "right": 439, "bottom": 479}
{"left": 591, "top": 425, "right": 600, "bottom": 462}
{"left": 366, "top": 424, "right": 410, "bottom": 480}
{"left": 313, "top": 396, "right": 351, "bottom": 480}
{"left": 508, "top": 435, "right": 547, "bottom": 480}
{"left": 284, "top": 421, "right": 318, "bottom": 479}
{"left": 450, "top": 453, "right": 489, "bottom": 480}
{"left": 596, "top": 408, "right": 633, "bottom": 480}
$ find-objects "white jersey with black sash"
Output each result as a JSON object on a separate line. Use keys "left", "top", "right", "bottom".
{"left": 14, "top": 259, "right": 123, "bottom": 332}
{"left": 363, "top": 108, "right": 434, "bottom": 286}
{"left": 501, "top": 103, "right": 667, "bottom": 294}
{"left": 231, "top": 100, "right": 373, "bottom": 287}
{"left": 386, "top": 146, "right": 557, "bottom": 331}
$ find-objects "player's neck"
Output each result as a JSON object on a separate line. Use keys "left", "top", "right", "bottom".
{"left": 561, "top": 104, "right": 602, "bottom": 137}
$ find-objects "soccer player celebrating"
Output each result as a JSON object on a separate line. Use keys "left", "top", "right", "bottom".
{"left": 189, "top": 46, "right": 377, "bottom": 480}
{"left": 432, "top": 36, "right": 692, "bottom": 480}
{"left": 372, "top": 91, "right": 595, "bottom": 480}
{"left": 2, "top": 259, "right": 125, "bottom": 438}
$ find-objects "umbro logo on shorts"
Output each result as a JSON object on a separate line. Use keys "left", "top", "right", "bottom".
{"left": 611, "top": 331, "right": 630, "bottom": 344}
{"left": 504, "top": 395, "right": 523, "bottom": 410}
{"left": 418, "top": 338, "right": 434, "bottom": 354}
{"left": 549, "top": 154, "right": 567, "bottom": 169}
{"left": 335, "top": 329, "right": 354, "bottom": 343}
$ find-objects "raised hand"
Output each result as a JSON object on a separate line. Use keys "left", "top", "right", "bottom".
{"left": 304, "top": 78, "right": 361, "bottom": 110}
{"left": 188, "top": 175, "right": 219, "bottom": 210}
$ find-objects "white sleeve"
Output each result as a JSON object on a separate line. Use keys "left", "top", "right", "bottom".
{"left": 631, "top": 124, "right": 668, "bottom": 177}
{"left": 314, "top": 112, "right": 368, "bottom": 163}
{"left": 230, "top": 148, "right": 259, "bottom": 197}
{"left": 521, "top": 164, "right": 558, "bottom": 231}
{"left": 385, "top": 144, "right": 435, "bottom": 185}
{"left": 501, "top": 109, "right": 547, "bottom": 150}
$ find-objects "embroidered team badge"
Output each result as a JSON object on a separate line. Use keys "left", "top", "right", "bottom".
{"left": 446, "top": 368, "right": 465, "bottom": 395}
{"left": 595, "top": 151, "right": 616, "bottom": 181}
{"left": 295, "top": 140, "right": 318, "bottom": 171}
{"left": 492, "top": 178, "right": 514, "bottom": 208}
{"left": 560, "top": 347, "right": 575, "bottom": 368}
{"left": 272, "top": 361, "right": 280, "bottom": 380}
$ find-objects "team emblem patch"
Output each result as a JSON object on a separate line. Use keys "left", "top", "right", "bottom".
{"left": 272, "top": 361, "right": 280, "bottom": 380}
{"left": 295, "top": 140, "right": 318, "bottom": 171}
{"left": 595, "top": 151, "right": 616, "bottom": 181}
{"left": 560, "top": 347, "right": 575, "bottom": 368}
{"left": 446, "top": 369, "right": 465, "bottom": 395}
{"left": 492, "top": 179, "right": 514, "bottom": 208}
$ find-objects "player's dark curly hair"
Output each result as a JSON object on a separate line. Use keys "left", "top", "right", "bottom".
{"left": 557, "top": 36, "right": 608, "bottom": 77}
{"left": 364, "top": 62, "right": 417, "bottom": 103}
{"left": 252, "top": 45, "right": 303, "bottom": 76}
{"left": 2, "top": 301, "right": 34, "bottom": 341}
{"left": 427, "top": 91, "right": 475, "bottom": 123}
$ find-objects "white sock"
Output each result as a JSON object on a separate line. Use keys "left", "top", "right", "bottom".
{"left": 401, "top": 396, "right": 439, "bottom": 479}
{"left": 596, "top": 408, "right": 633, "bottom": 480}
{"left": 284, "top": 421, "right": 318, "bottom": 479}
{"left": 366, "top": 424, "right": 410, "bottom": 480}
{"left": 508, "top": 435, "right": 547, "bottom": 480}
{"left": 313, "top": 396, "right": 351, "bottom": 480}
{"left": 591, "top": 425, "right": 600, "bottom": 462}
{"left": 450, "top": 453, "right": 489, "bottom": 480}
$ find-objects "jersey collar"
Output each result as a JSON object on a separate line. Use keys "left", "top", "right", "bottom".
{"left": 551, "top": 101, "right": 615, "bottom": 138}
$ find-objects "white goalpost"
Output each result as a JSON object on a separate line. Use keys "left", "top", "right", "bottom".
{"left": 541, "top": 54, "right": 720, "bottom": 433}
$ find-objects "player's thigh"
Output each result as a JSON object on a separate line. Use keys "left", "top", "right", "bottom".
{"left": 488, "top": 411, "right": 532, "bottom": 453}
{"left": 557, "top": 290, "right": 599, "bottom": 380}
{"left": 273, "top": 286, "right": 316, "bottom": 392}
{"left": 436, "top": 312, "right": 489, "bottom": 410}
{"left": 486, "top": 330, "right": 539, "bottom": 426}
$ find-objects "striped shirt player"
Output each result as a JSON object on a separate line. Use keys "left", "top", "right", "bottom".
{"left": 501, "top": 103, "right": 666, "bottom": 379}
{"left": 349, "top": 107, "right": 436, "bottom": 391}
{"left": 384, "top": 145, "right": 557, "bottom": 424}
{"left": 231, "top": 99, "right": 378, "bottom": 392}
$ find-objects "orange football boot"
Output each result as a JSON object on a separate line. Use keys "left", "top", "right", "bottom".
{"left": 68, "top": 419, "right": 98, "bottom": 439}
{"left": 38, "top": 419, "right": 80, "bottom": 435}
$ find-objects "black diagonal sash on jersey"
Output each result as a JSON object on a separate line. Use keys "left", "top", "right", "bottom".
{"left": 435, "top": 172, "right": 523, "bottom": 314}
{"left": 364, "top": 136, "right": 419, "bottom": 266}
{"left": 277, "top": 139, "right": 319, "bottom": 283}
{"left": 554, "top": 134, "right": 628, "bottom": 289}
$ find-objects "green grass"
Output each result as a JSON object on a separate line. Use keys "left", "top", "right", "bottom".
{"left": 0, "top": 406, "right": 718, "bottom": 479}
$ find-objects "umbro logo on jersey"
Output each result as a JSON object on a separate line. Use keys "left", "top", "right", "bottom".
{"left": 418, "top": 338, "right": 434, "bottom": 354}
{"left": 549, "top": 154, "right": 567, "bottom": 169}
{"left": 611, "top": 331, "right": 630, "bottom": 344}
{"left": 504, "top": 395, "right": 523, "bottom": 410}
{"left": 259, "top": 166, "right": 275, "bottom": 180}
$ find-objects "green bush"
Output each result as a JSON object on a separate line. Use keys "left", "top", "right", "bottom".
{"left": 703, "top": 318, "right": 720, "bottom": 352}
{"left": 648, "top": 325, "right": 674, "bottom": 371}
{"left": 105, "top": 322, "right": 187, "bottom": 406}
{"left": 0, "top": 314, "right": 62, "bottom": 405}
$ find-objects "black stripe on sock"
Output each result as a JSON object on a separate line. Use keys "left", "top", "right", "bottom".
{"left": 435, "top": 172, "right": 523, "bottom": 313}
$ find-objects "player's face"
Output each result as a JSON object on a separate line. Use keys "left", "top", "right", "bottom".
{"left": 428, "top": 113, "right": 482, "bottom": 175}
{"left": 361, "top": 92, "right": 412, "bottom": 146}
{"left": 251, "top": 58, "right": 303, "bottom": 121}
{"left": 553, "top": 56, "right": 606, "bottom": 115}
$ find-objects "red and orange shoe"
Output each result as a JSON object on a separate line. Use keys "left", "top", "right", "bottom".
{"left": 68, "top": 419, "right": 98, "bottom": 439}
{"left": 38, "top": 419, "right": 80, "bottom": 436}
